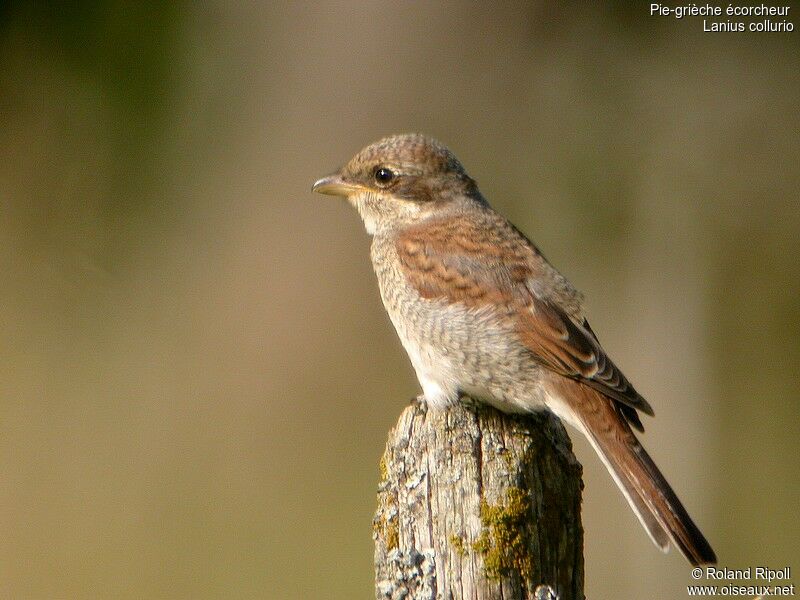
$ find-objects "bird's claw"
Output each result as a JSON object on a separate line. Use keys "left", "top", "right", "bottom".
{"left": 410, "top": 395, "right": 428, "bottom": 413}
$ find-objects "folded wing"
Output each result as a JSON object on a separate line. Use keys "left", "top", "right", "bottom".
{"left": 396, "top": 212, "right": 653, "bottom": 424}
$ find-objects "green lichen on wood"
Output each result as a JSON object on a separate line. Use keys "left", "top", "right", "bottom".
{"left": 378, "top": 453, "right": 389, "bottom": 482}
{"left": 373, "top": 507, "right": 399, "bottom": 551}
{"left": 373, "top": 514, "right": 399, "bottom": 550}
{"left": 499, "top": 447, "right": 516, "bottom": 472}
{"left": 385, "top": 518, "right": 399, "bottom": 550}
{"left": 374, "top": 451, "right": 398, "bottom": 550}
{"left": 449, "top": 533, "right": 467, "bottom": 557}
{"left": 471, "top": 487, "right": 533, "bottom": 580}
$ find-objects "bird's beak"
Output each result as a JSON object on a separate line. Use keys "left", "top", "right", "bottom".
{"left": 312, "top": 174, "right": 362, "bottom": 197}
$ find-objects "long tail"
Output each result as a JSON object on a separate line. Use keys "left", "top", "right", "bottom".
{"left": 547, "top": 377, "right": 717, "bottom": 566}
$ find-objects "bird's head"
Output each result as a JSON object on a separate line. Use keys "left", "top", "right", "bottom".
{"left": 312, "top": 133, "right": 483, "bottom": 234}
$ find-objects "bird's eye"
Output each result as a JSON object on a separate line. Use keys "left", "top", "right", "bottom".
{"left": 374, "top": 167, "right": 395, "bottom": 185}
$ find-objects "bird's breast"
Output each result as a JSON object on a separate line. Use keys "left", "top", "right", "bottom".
{"left": 369, "top": 235, "right": 545, "bottom": 413}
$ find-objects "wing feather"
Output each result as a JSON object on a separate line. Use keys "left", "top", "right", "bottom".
{"left": 396, "top": 213, "right": 653, "bottom": 422}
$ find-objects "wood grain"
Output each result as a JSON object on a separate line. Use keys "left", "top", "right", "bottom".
{"left": 374, "top": 401, "right": 585, "bottom": 600}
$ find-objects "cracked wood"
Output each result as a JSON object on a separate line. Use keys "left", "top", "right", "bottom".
{"left": 374, "top": 402, "right": 585, "bottom": 600}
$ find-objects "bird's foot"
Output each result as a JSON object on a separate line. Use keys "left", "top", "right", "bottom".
{"left": 410, "top": 394, "right": 428, "bottom": 414}
{"left": 458, "top": 394, "right": 481, "bottom": 409}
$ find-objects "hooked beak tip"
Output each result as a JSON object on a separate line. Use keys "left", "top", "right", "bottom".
{"left": 312, "top": 174, "right": 358, "bottom": 196}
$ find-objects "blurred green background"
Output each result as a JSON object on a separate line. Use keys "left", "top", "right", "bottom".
{"left": 1, "top": 3, "right": 798, "bottom": 599}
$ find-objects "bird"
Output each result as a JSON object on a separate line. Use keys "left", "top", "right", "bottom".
{"left": 312, "top": 133, "right": 716, "bottom": 566}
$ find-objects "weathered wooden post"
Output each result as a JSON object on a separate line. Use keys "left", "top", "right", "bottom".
{"left": 374, "top": 401, "right": 584, "bottom": 600}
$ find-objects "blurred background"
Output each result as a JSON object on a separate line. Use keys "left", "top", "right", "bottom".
{"left": 1, "top": 2, "right": 798, "bottom": 599}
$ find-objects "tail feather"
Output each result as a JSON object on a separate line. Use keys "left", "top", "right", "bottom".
{"left": 549, "top": 378, "right": 717, "bottom": 566}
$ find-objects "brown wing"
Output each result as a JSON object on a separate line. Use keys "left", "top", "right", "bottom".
{"left": 396, "top": 213, "right": 654, "bottom": 421}
{"left": 516, "top": 299, "right": 654, "bottom": 420}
